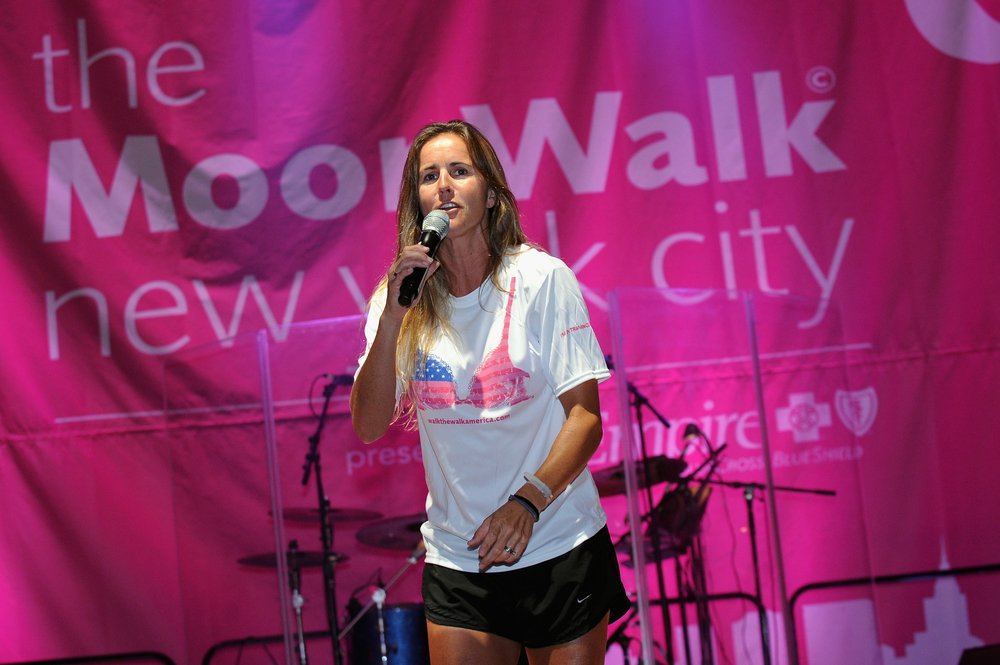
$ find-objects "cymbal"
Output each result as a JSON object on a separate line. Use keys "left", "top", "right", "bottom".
{"left": 356, "top": 513, "right": 425, "bottom": 550}
{"left": 238, "top": 550, "right": 349, "bottom": 568}
{"left": 280, "top": 506, "right": 383, "bottom": 524}
{"left": 593, "top": 456, "right": 687, "bottom": 496}
{"left": 613, "top": 531, "right": 687, "bottom": 568}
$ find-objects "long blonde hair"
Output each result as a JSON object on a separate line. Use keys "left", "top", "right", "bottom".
{"left": 384, "top": 120, "right": 528, "bottom": 423}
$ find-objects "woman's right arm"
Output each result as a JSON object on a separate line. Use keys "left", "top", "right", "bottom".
{"left": 350, "top": 245, "right": 437, "bottom": 443}
{"left": 350, "top": 313, "right": 404, "bottom": 443}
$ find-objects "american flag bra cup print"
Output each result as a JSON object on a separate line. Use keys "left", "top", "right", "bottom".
{"left": 413, "top": 277, "right": 532, "bottom": 411}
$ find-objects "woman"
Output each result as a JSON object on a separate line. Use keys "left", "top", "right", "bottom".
{"left": 350, "top": 120, "right": 628, "bottom": 665}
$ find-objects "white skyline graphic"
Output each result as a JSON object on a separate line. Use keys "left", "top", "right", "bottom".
{"left": 606, "top": 548, "right": 983, "bottom": 665}
{"left": 804, "top": 548, "right": 983, "bottom": 665}
{"left": 879, "top": 550, "right": 984, "bottom": 665}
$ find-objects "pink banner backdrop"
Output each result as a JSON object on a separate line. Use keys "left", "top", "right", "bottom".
{"left": 1, "top": 1, "right": 998, "bottom": 663}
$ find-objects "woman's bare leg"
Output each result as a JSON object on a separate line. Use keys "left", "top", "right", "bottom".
{"left": 525, "top": 612, "right": 610, "bottom": 665}
{"left": 427, "top": 621, "right": 523, "bottom": 665}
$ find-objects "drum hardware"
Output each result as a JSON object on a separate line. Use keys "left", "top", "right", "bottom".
{"left": 619, "top": 416, "right": 836, "bottom": 665}
{"left": 695, "top": 475, "right": 835, "bottom": 665}
{"left": 680, "top": 423, "right": 834, "bottom": 665}
{"left": 345, "top": 514, "right": 427, "bottom": 662}
{"left": 355, "top": 513, "right": 426, "bottom": 551}
{"left": 346, "top": 602, "right": 429, "bottom": 665}
{"left": 237, "top": 550, "right": 349, "bottom": 568}
{"left": 621, "top": 378, "right": 681, "bottom": 665}
{"left": 605, "top": 603, "right": 671, "bottom": 665}
{"left": 237, "top": 544, "right": 351, "bottom": 664}
{"left": 372, "top": 588, "right": 389, "bottom": 664}
{"left": 648, "top": 483, "right": 712, "bottom": 557}
{"left": 339, "top": 541, "right": 427, "bottom": 664}
{"left": 614, "top": 526, "right": 689, "bottom": 568}
{"left": 593, "top": 455, "right": 687, "bottom": 497}
{"left": 281, "top": 506, "right": 383, "bottom": 524}
{"left": 661, "top": 426, "right": 724, "bottom": 665}
{"left": 608, "top": 381, "right": 725, "bottom": 665}
{"left": 288, "top": 540, "right": 309, "bottom": 665}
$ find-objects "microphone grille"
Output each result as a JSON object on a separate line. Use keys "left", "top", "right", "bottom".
{"left": 683, "top": 423, "right": 702, "bottom": 439}
{"left": 422, "top": 210, "right": 450, "bottom": 237}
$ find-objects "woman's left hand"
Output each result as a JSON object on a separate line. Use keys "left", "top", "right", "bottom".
{"left": 467, "top": 498, "right": 537, "bottom": 571}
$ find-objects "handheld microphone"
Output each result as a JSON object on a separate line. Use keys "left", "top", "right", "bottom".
{"left": 398, "top": 210, "right": 450, "bottom": 306}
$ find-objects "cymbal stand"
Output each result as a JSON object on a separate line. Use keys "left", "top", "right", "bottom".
{"left": 626, "top": 382, "right": 676, "bottom": 665}
{"left": 287, "top": 540, "right": 309, "bottom": 665}
{"left": 373, "top": 588, "right": 389, "bottom": 665}
{"left": 302, "top": 375, "right": 351, "bottom": 665}
{"left": 689, "top": 534, "right": 713, "bottom": 665}
{"left": 337, "top": 543, "right": 426, "bottom": 643}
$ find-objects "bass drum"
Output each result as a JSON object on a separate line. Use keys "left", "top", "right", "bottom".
{"left": 349, "top": 602, "right": 429, "bottom": 665}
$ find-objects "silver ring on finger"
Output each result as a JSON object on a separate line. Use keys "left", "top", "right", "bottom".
{"left": 503, "top": 545, "right": 517, "bottom": 556}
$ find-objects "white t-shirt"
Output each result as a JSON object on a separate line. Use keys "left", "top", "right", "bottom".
{"left": 359, "top": 246, "right": 610, "bottom": 572}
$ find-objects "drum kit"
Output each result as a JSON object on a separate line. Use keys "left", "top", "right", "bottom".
{"left": 233, "top": 373, "right": 433, "bottom": 665}
{"left": 592, "top": 451, "right": 717, "bottom": 567}
{"left": 231, "top": 450, "right": 705, "bottom": 665}
{"left": 236, "top": 506, "right": 430, "bottom": 665}
{"left": 595, "top": 380, "right": 726, "bottom": 665}
{"left": 593, "top": 413, "right": 832, "bottom": 665}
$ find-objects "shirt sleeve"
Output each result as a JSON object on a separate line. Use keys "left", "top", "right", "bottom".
{"left": 528, "top": 261, "right": 610, "bottom": 396}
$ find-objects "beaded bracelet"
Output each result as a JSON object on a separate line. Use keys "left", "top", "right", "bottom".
{"left": 508, "top": 494, "right": 540, "bottom": 522}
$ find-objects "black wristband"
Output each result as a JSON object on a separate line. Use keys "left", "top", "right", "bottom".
{"left": 508, "top": 494, "right": 540, "bottom": 522}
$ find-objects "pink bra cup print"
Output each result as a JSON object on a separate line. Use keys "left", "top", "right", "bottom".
{"left": 413, "top": 277, "right": 532, "bottom": 411}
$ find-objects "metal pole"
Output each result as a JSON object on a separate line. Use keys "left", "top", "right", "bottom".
{"left": 744, "top": 294, "right": 799, "bottom": 665}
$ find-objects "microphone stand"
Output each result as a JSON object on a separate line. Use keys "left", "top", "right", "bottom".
{"left": 700, "top": 477, "right": 834, "bottom": 665}
{"left": 688, "top": 442, "right": 724, "bottom": 665}
{"left": 626, "top": 382, "right": 677, "bottom": 665}
{"left": 302, "top": 376, "right": 349, "bottom": 665}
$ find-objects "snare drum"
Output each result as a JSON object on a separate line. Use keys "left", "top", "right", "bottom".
{"left": 349, "top": 602, "right": 429, "bottom": 665}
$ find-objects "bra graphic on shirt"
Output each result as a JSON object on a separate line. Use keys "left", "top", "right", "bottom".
{"left": 413, "top": 277, "right": 531, "bottom": 411}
